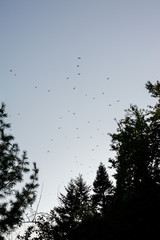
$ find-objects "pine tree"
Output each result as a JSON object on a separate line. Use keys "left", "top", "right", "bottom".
{"left": 52, "top": 174, "right": 91, "bottom": 240}
{"left": 109, "top": 81, "right": 160, "bottom": 202}
{"left": 0, "top": 103, "right": 39, "bottom": 237}
{"left": 108, "top": 81, "right": 160, "bottom": 238}
{"left": 92, "top": 162, "right": 113, "bottom": 215}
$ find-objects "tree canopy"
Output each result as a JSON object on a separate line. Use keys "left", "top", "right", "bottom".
{"left": 18, "top": 81, "right": 160, "bottom": 240}
{"left": 0, "top": 103, "right": 39, "bottom": 239}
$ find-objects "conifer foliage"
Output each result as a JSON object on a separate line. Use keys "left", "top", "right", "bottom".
{"left": 92, "top": 162, "right": 113, "bottom": 215}
{"left": 51, "top": 174, "right": 91, "bottom": 240}
{"left": 19, "top": 81, "right": 160, "bottom": 240}
{"left": 0, "top": 103, "right": 39, "bottom": 237}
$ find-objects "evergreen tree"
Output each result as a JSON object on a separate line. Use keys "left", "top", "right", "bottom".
{"left": 109, "top": 81, "right": 160, "bottom": 201}
{"left": 51, "top": 174, "right": 91, "bottom": 240}
{"left": 108, "top": 81, "right": 160, "bottom": 238}
{"left": 92, "top": 162, "right": 113, "bottom": 215}
{"left": 0, "top": 103, "right": 39, "bottom": 238}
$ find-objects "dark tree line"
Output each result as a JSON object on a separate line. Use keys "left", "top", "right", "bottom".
{"left": 1, "top": 81, "right": 160, "bottom": 239}
{"left": 18, "top": 81, "right": 160, "bottom": 240}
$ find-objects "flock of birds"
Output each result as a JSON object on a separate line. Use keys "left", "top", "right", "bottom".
{"left": 8, "top": 57, "right": 121, "bottom": 182}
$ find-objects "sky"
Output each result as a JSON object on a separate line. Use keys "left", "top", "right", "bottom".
{"left": 0, "top": 0, "right": 160, "bottom": 224}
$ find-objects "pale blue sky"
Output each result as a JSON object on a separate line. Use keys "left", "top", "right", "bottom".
{"left": 0, "top": 0, "right": 160, "bottom": 217}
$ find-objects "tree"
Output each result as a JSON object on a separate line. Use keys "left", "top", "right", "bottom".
{"left": 92, "top": 162, "right": 113, "bottom": 215}
{"left": 0, "top": 103, "right": 39, "bottom": 238}
{"left": 109, "top": 81, "right": 160, "bottom": 201}
{"left": 108, "top": 81, "right": 160, "bottom": 238}
{"left": 18, "top": 174, "right": 91, "bottom": 240}
{"left": 52, "top": 174, "right": 91, "bottom": 240}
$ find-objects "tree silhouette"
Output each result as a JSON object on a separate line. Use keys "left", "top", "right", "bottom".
{"left": 108, "top": 81, "right": 160, "bottom": 238}
{"left": 52, "top": 174, "right": 91, "bottom": 240}
{"left": 18, "top": 174, "right": 91, "bottom": 240}
{"left": 92, "top": 162, "right": 113, "bottom": 216}
{"left": 0, "top": 103, "right": 39, "bottom": 238}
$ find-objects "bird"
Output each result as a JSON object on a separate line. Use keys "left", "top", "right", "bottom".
{"left": 109, "top": 104, "right": 112, "bottom": 106}
{"left": 107, "top": 77, "right": 109, "bottom": 80}
{"left": 10, "top": 69, "right": 12, "bottom": 72}
{"left": 77, "top": 64, "right": 79, "bottom": 67}
{"left": 77, "top": 73, "right": 81, "bottom": 75}
{"left": 117, "top": 100, "right": 120, "bottom": 102}
{"left": 78, "top": 57, "right": 81, "bottom": 59}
